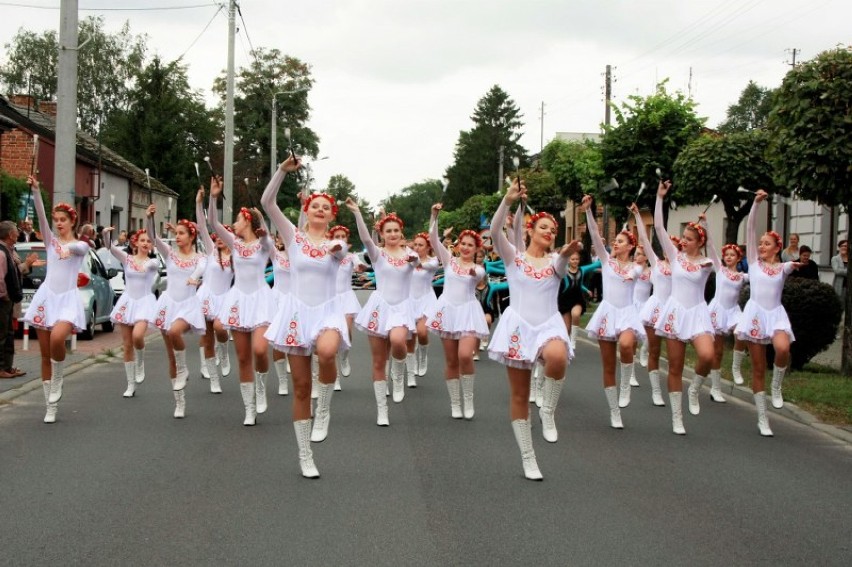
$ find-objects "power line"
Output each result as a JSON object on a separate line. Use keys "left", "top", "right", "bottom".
{"left": 177, "top": 4, "right": 224, "bottom": 61}
{"left": 235, "top": 2, "right": 256, "bottom": 56}
{"left": 0, "top": 1, "right": 215, "bottom": 10}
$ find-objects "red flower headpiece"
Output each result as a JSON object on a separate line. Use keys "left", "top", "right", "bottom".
{"left": 686, "top": 221, "right": 707, "bottom": 243}
{"left": 303, "top": 193, "right": 338, "bottom": 217}
{"left": 721, "top": 243, "right": 743, "bottom": 259}
{"left": 375, "top": 213, "right": 404, "bottom": 233}
{"left": 129, "top": 228, "right": 147, "bottom": 246}
{"left": 526, "top": 211, "right": 557, "bottom": 230}
{"left": 670, "top": 235, "right": 683, "bottom": 251}
{"left": 414, "top": 232, "right": 430, "bottom": 245}
{"left": 239, "top": 207, "right": 253, "bottom": 223}
{"left": 765, "top": 230, "right": 782, "bottom": 250}
{"left": 619, "top": 229, "right": 637, "bottom": 248}
{"left": 53, "top": 203, "right": 78, "bottom": 225}
{"left": 327, "top": 225, "right": 350, "bottom": 239}
{"left": 177, "top": 219, "right": 197, "bottom": 238}
{"left": 210, "top": 224, "right": 234, "bottom": 241}
{"left": 457, "top": 229, "right": 483, "bottom": 248}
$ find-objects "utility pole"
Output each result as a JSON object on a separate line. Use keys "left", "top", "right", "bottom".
{"left": 223, "top": 0, "right": 236, "bottom": 209}
{"left": 539, "top": 101, "right": 545, "bottom": 153}
{"left": 54, "top": 0, "right": 79, "bottom": 209}
{"left": 602, "top": 64, "right": 613, "bottom": 240}
{"left": 786, "top": 48, "right": 800, "bottom": 67}
{"left": 497, "top": 145, "right": 504, "bottom": 193}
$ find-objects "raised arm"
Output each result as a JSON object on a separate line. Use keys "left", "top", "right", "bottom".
{"left": 208, "top": 178, "right": 236, "bottom": 249}
{"left": 27, "top": 176, "right": 51, "bottom": 247}
{"left": 195, "top": 188, "right": 215, "bottom": 253}
{"left": 491, "top": 193, "right": 518, "bottom": 262}
{"left": 346, "top": 198, "right": 380, "bottom": 262}
{"left": 700, "top": 214, "right": 720, "bottom": 270}
{"left": 654, "top": 182, "right": 677, "bottom": 262}
{"left": 582, "top": 195, "right": 609, "bottom": 264}
{"left": 261, "top": 158, "right": 301, "bottom": 246}
{"left": 630, "top": 203, "right": 657, "bottom": 268}
{"left": 429, "top": 204, "right": 452, "bottom": 266}
{"left": 746, "top": 190, "right": 767, "bottom": 266}
{"left": 102, "top": 228, "right": 128, "bottom": 265}
{"left": 146, "top": 204, "right": 170, "bottom": 257}
{"left": 513, "top": 203, "right": 526, "bottom": 252}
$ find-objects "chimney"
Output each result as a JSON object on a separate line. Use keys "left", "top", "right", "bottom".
{"left": 6, "top": 95, "right": 57, "bottom": 117}
{"left": 38, "top": 101, "right": 57, "bottom": 117}
{"left": 8, "top": 94, "right": 36, "bottom": 110}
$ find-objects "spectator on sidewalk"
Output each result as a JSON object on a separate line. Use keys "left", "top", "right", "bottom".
{"left": 0, "top": 221, "right": 39, "bottom": 379}
{"left": 17, "top": 218, "right": 40, "bottom": 243}
{"left": 790, "top": 245, "right": 819, "bottom": 280}
{"left": 781, "top": 233, "right": 800, "bottom": 262}
{"left": 832, "top": 240, "right": 848, "bottom": 300}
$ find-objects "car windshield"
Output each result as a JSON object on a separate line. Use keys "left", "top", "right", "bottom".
{"left": 24, "top": 249, "right": 48, "bottom": 279}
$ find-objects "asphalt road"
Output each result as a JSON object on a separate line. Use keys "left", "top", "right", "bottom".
{"left": 1, "top": 322, "right": 850, "bottom": 566}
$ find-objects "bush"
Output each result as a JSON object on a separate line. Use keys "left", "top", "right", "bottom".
{"left": 739, "top": 278, "right": 842, "bottom": 370}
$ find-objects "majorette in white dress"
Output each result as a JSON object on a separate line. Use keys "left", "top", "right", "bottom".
{"left": 410, "top": 256, "right": 440, "bottom": 320}
{"left": 584, "top": 208, "right": 646, "bottom": 342}
{"left": 106, "top": 233, "right": 158, "bottom": 326}
{"left": 22, "top": 189, "right": 87, "bottom": 332}
{"left": 633, "top": 266, "right": 652, "bottom": 312}
{"left": 337, "top": 252, "right": 363, "bottom": 317}
{"left": 352, "top": 212, "right": 418, "bottom": 337}
{"left": 709, "top": 267, "right": 748, "bottom": 335}
{"left": 209, "top": 199, "right": 274, "bottom": 332}
{"left": 262, "top": 170, "right": 349, "bottom": 356}
{"left": 270, "top": 247, "right": 290, "bottom": 298}
{"left": 195, "top": 199, "right": 234, "bottom": 322}
{"left": 487, "top": 198, "right": 573, "bottom": 369}
{"left": 639, "top": 261, "right": 671, "bottom": 329}
{"left": 652, "top": 196, "right": 714, "bottom": 342}
{"left": 425, "top": 219, "right": 489, "bottom": 340}
{"left": 150, "top": 216, "right": 207, "bottom": 334}
{"left": 734, "top": 203, "right": 795, "bottom": 345}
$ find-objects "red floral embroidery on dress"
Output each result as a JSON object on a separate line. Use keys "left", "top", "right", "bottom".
{"left": 650, "top": 306, "right": 661, "bottom": 326}
{"left": 507, "top": 327, "right": 523, "bottom": 360}
{"left": 32, "top": 302, "right": 47, "bottom": 326}
{"left": 382, "top": 250, "right": 410, "bottom": 268}
{"left": 710, "top": 310, "right": 718, "bottom": 328}
{"left": 676, "top": 252, "right": 702, "bottom": 273}
{"left": 608, "top": 259, "right": 634, "bottom": 280}
{"left": 367, "top": 306, "right": 380, "bottom": 332}
{"left": 722, "top": 267, "right": 744, "bottom": 281}
{"left": 663, "top": 312, "right": 677, "bottom": 335}
{"left": 758, "top": 260, "right": 783, "bottom": 277}
{"left": 749, "top": 317, "right": 762, "bottom": 338}
{"left": 657, "top": 261, "right": 672, "bottom": 277}
{"left": 430, "top": 310, "right": 444, "bottom": 330}
{"left": 447, "top": 259, "right": 476, "bottom": 277}
{"left": 639, "top": 269, "right": 651, "bottom": 281}
{"left": 226, "top": 303, "right": 241, "bottom": 327}
{"left": 169, "top": 251, "right": 199, "bottom": 270}
{"left": 155, "top": 307, "right": 167, "bottom": 328}
{"left": 202, "top": 298, "right": 211, "bottom": 317}
{"left": 295, "top": 231, "right": 329, "bottom": 259}
{"left": 597, "top": 315, "right": 609, "bottom": 337}
{"left": 273, "top": 251, "right": 289, "bottom": 269}
{"left": 115, "top": 304, "right": 127, "bottom": 322}
{"left": 285, "top": 315, "right": 302, "bottom": 346}
{"left": 126, "top": 257, "right": 146, "bottom": 272}
{"left": 514, "top": 256, "right": 555, "bottom": 280}
{"left": 233, "top": 239, "right": 262, "bottom": 258}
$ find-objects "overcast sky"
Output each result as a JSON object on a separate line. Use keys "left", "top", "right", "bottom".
{"left": 1, "top": 0, "right": 849, "bottom": 205}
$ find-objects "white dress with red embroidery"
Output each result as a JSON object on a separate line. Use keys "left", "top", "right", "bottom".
{"left": 214, "top": 237, "right": 274, "bottom": 331}
{"left": 337, "top": 252, "right": 362, "bottom": 316}
{"left": 424, "top": 218, "right": 489, "bottom": 340}
{"left": 410, "top": 256, "right": 439, "bottom": 319}
{"left": 633, "top": 266, "right": 652, "bottom": 311}
{"left": 270, "top": 248, "right": 290, "bottom": 297}
{"left": 638, "top": 260, "right": 672, "bottom": 328}
{"left": 486, "top": 198, "right": 572, "bottom": 368}
{"left": 150, "top": 248, "right": 207, "bottom": 334}
{"left": 195, "top": 200, "right": 235, "bottom": 322}
{"left": 107, "top": 233, "right": 159, "bottom": 326}
{"left": 708, "top": 267, "right": 748, "bottom": 335}
{"left": 23, "top": 187, "right": 88, "bottom": 331}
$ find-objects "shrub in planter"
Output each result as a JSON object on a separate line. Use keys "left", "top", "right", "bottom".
{"left": 739, "top": 278, "right": 842, "bottom": 370}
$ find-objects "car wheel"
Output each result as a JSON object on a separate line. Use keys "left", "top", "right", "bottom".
{"left": 80, "top": 310, "right": 96, "bottom": 340}
{"left": 102, "top": 320, "right": 114, "bottom": 333}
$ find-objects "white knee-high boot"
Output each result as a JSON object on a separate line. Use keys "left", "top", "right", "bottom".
{"left": 339, "top": 349, "right": 351, "bottom": 377}
{"left": 604, "top": 386, "right": 623, "bottom": 429}
{"left": 406, "top": 352, "right": 417, "bottom": 388}
{"left": 310, "top": 354, "right": 319, "bottom": 399}
{"left": 416, "top": 342, "right": 429, "bottom": 376}
{"left": 688, "top": 374, "right": 705, "bottom": 415}
{"left": 207, "top": 357, "right": 222, "bottom": 393}
{"left": 334, "top": 356, "right": 342, "bottom": 392}
{"left": 199, "top": 346, "right": 210, "bottom": 379}
{"left": 48, "top": 359, "right": 65, "bottom": 403}
{"left": 539, "top": 376, "right": 565, "bottom": 442}
{"left": 709, "top": 369, "right": 726, "bottom": 402}
{"left": 754, "top": 391, "right": 773, "bottom": 436}
{"left": 446, "top": 378, "right": 462, "bottom": 419}
{"left": 512, "top": 419, "right": 543, "bottom": 481}
{"left": 171, "top": 379, "right": 186, "bottom": 419}
{"left": 240, "top": 382, "right": 256, "bottom": 426}
{"left": 216, "top": 341, "right": 231, "bottom": 377}
{"left": 134, "top": 347, "right": 146, "bottom": 383}
{"left": 255, "top": 371, "right": 268, "bottom": 414}
{"left": 390, "top": 356, "right": 406, "bottom": 403}
{"left": 461, "top": 374, "right": 475, "bottom": 420}
{"left": 311, "top": 382, "right": 334, "bottom": 442}
{"left": 771, "top": 365, "right": 786, "bottom": 409}
{"left": 123, "top": 361, "right": 136, "bottom": 398}
{"left": 669, "top": 391, "right": 685, "bottom": 435}
{"left": 618, "top": 362, "right": 634, "bottom": 408}
{"left": 274, "top": 359, "right": 289, "bottom": 395}
{"left": 649, "top": 369, "right": 665, "bottom": 406}
{"left": 731, "top": 349, "right": 745, "bottom": 385}
{"left": 294, "top": 419, "right": 320, "bottom": 478}
{"left": 639, "top": 341, "right": 649, "bottom": 368}
{"left": 172, "top": 350, "right": 189, "bottom": 391}
{"left": 373, "top": 381, "right": 389, "bottom": 426}
{"left": 42, "top": 380, "right": 58, "bottom": 423}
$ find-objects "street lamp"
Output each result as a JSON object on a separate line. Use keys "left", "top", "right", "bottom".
{"left": 271, "top": 87, "right": 308, "bottom": 178}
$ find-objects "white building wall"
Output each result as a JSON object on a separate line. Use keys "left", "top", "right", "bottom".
{"left": 94, "top": 171, "right": 130, "bottom": 233}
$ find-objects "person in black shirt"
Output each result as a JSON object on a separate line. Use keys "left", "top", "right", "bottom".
{"left": 790, "top": 245, "right": 819, "bottom": 280}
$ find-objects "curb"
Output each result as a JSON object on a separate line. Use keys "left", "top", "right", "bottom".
{"left": 576, "top": 335, "right": 852, "bottom": 446}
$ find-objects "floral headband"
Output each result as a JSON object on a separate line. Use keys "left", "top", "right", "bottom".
{"left": 303, "top": 193, "right": 339, "bottom": 217}
{"left": 526, "top": 211, "right": 557, "bottom": 230}
{"left": 375, "top": 213, "right": 404, "bottom": 233}
{"left": 53, "top": 203, "right": 78, "bottom": 224}
{"left": 619, "top": 229, "right": 637, "bottom": 248}
{"left": 670, "top": 235, "right": 683, "bottom": 251}
{"left": 327, "top": 225, "right": 350, "bottom": 239}
{"left": 239, "top": 207, "right": 253, "bottom": 223}
{"left": 765, "top": 230, "right": 783, "bottom": 250}
{"left": 686, "top": 221, "right": 707, "bottom": 243}
{"left": 211, "top": 225, "right": 234, "bottom": 240}
{"left": 177, "top": 219, "right": 197, "bottom": 237}
{"left": 129, "top": 228, "right": 147, "bottom": 245}
{"left": 721, "top": 243, "right": 743, "bottom": 258}
{"left": 457, "top": 229, "right": 483, "bottom": 248}
{"left": 414, "top": 232, "right": 430, "bottom": 246}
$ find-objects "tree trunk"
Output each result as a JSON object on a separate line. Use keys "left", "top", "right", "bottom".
{"left": 842, "top": 225, "right": 851, "bottom": 376}
{"left": 722, "top": 199, "right": 750, "bottom": 248}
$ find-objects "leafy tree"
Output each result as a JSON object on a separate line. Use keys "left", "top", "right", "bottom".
{"left": 673, "top": 130, "right": 776, "bottom": 245}
{"left": 599, "top": 82, "right": 705, "bottom": 224}
{"left": 718, "top": 80, "right": 775, "bottom": 133}
{"left": 0, "top": 171, "right": 30, "bottom": 222}
{"left": 0, "top": 17, "right": 147, "bottom": 134}
{"left": 381, "top": 179, "right": 444, "bottom": 234}
{"left": 103, "top": 57, "right": 218, "bottom": 220}
{"left": 213, "top": 47, "right": 316, "bottom": 212}
{"left": 435, "top": 193, "right": 502, "bottom": 239}
{"left": 539, "top": 138, "right": 604, "bottom": 204}
{"left": 443, "top": 85, "right": 526, "bottom": 209}
{"left": 766, "top": 45, "right": 852, "bottom": 375}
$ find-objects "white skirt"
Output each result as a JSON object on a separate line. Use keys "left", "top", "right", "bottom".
{"left": 153, "top": 293, "right": 206, "bottom": 335}
{"left": 23, "top": 286, "right": 86, "bottom": 332}
{"left": 265, "top": 295, "right": 350, "bottom": 356}
{"left": 426, "top": 297, "right": 490, "bottom": 340}
{"left": 110, "top": 293, "right": 157, "bottom": 326}
{"left": 339, "top": 289, "right": 362, "bottom": 316}
{"left": 354, "top": 293, "right": 416, "bottom": 338}
{"left": 708, "top": 298, "right": 742, "bottom": 336}
{"left": 638, "top": 295, "right": 665, "bottom": 329}
{"left": 585, "top": 300, "right": 646, "bottom": 342}
{"left": 217, "top": 286, "right": 274, "bottom": 331}
{"left": 197, "top": 285, "right": 228, "bottom": 322}
{"left": 488, "top": 305, "right": 572, "bottom": 369}
{"left": 411, "top": 290, "right": 438, "bottom": 320}
{"left": 653, "top": 297, "right": 714, "bottom": 342}
{"left": 734, "top": 300, "right": 795, "bottom": 345}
